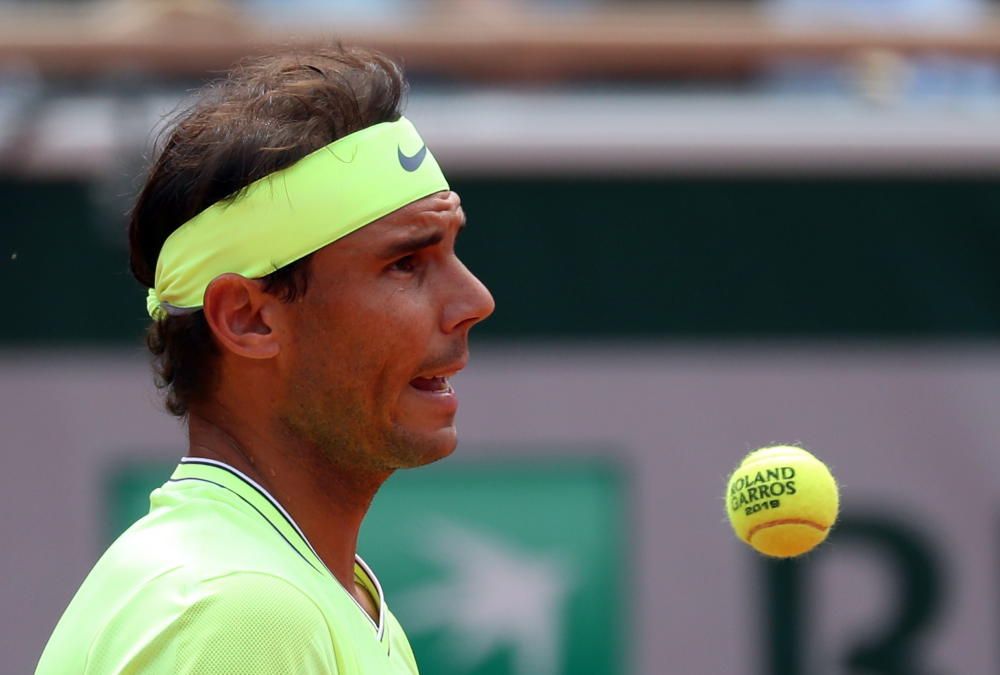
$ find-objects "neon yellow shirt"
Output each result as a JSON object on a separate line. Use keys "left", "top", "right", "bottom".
{"left": 37, "top": 458, "right": 419, "bottom": 674}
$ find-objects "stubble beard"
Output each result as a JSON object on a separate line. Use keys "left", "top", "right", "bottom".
{"left": 278, "top": 377, "right": 451, "bottom": 477}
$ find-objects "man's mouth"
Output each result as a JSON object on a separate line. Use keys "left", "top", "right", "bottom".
{"left": 409, "top": 375, "right": 454, "bottom": 393}
{"left": 409, "top": 361, "right": 464, "bottom": 394}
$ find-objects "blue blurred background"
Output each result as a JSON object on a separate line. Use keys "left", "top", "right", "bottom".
{"left": 2, "top": 1, "right": 999, "bottom": 673}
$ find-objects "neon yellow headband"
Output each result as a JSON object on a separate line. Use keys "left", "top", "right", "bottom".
{"left": 147, "top": 116, "right": 448, "bottom": 320}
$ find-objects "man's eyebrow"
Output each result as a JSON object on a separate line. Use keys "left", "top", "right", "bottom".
{"left": 379, "top": 230, "right": 445, "bottom": 258}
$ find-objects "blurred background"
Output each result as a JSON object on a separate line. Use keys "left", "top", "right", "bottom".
{"left": 2, "top": 0, "right": 999, "bottom": 673}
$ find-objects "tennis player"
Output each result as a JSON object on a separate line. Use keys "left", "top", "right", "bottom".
{"left": 37, "top": 46, "right": 494, "bottom": 674}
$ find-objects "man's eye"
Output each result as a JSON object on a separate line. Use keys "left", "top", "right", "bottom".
{"left": 389, "top": 255, "right": 417, "bottom": 273}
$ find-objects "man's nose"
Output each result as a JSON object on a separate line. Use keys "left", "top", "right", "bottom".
{"left": 442, "top": 260, "right": 495, "bottom": 334}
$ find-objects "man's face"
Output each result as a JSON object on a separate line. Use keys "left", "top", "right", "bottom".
{"left": 276, "top": 191, "right": 494, "bottom": 472}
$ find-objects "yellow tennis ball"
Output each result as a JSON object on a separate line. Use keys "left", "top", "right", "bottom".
{"left": 725, "top": 445, "right": 839, "bottom": 558}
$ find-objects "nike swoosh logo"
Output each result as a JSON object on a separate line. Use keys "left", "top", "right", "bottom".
{"left": 398, "top": 144, "right": 427, "bottom": 172}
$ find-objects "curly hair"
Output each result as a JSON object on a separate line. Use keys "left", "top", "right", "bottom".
{"left": 128, "top": 46, "right": 408, "bottom": 416}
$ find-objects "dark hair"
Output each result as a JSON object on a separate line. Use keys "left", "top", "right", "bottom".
{"left": 128, "top": 46, "right": 408, "bottom": 416}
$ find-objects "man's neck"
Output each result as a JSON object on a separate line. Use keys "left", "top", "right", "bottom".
{"left": 185, "top": 408, "right": 391, "bottom": 607}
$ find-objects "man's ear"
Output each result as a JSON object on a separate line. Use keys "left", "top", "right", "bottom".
{"left": 202, "top": 274, "right": 281, "bottom": 359}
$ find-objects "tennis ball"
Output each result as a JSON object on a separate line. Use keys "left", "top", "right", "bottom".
{"left": 725, "top": 445, "right": 839, "bottom": 558}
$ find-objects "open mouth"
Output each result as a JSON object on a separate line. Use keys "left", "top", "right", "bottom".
{"left": 409, "top": 361, "right": 464, "bottom": 394}
{"left": 409, "top": 375, "right": 454, "bottom": 393}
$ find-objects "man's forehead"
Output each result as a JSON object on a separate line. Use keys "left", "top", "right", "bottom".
{"left": 324, "top": 191, "right": 463, "bottom": 250}
{"left": 389, "top": 190, "right": 461, "bottom": 220}
{"left": 364, "top": 192, "right": 462, "bottom": 231}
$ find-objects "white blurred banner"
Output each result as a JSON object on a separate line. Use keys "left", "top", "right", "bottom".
{"left": 1, "top": 345, "right": 995, "bottom": 674}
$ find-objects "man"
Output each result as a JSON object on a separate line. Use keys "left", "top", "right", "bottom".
{"left": 37, "top": 46, "right": 494, "bottom": 673}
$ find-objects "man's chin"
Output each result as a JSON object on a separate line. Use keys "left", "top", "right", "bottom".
{"left": 388, "top": 424, "right": 458, "bottom": 469}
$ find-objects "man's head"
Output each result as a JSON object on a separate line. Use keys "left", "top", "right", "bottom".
{"left": 128, "top": 47, "right": 494, "bottom": 471}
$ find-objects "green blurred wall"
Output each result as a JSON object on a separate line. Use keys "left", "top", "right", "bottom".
{"left": 4, "top": 176, "right": 1000, "bottom": 344}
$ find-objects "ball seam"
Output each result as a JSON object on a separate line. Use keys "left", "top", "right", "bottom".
{"left": 746, "top": 518, "right": 828, "bottom": 543}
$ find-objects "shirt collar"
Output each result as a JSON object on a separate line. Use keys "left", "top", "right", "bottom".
{"left": 172, "top": 457, "right": 327, "bottom": 573}
{"left": 170, "top": 457, "right": 386, "bottom": 638}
